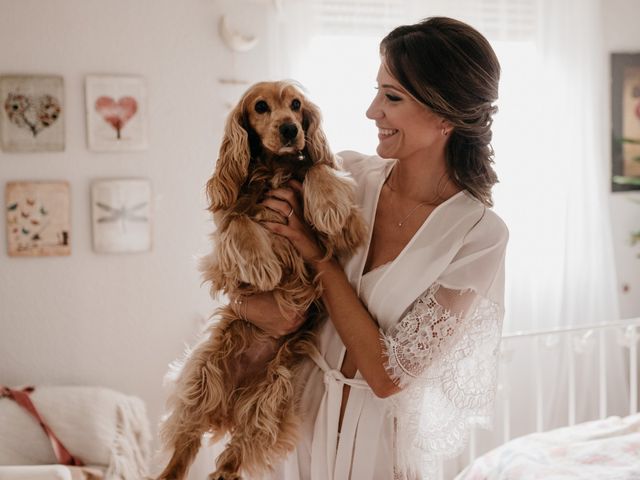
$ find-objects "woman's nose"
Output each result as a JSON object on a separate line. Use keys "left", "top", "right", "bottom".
{"left": 366, "top": 97, "right": 381, "bottom": 120}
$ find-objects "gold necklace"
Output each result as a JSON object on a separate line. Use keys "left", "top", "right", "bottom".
{"left": 386, "top": 172, "right": 447, "bottom": 228}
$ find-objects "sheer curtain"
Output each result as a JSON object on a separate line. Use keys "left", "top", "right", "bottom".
{"left": 269, "top": 0, "right": 627, "bottom": 459}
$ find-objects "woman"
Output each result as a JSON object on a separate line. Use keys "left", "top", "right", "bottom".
{"left": 237, "top": 17, "right": 508, "bottom": 479}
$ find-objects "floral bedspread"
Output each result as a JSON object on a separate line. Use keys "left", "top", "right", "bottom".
{"left": 456, "top": 413, "right": 640, "bottom": 479}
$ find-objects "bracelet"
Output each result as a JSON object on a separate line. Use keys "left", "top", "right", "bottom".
{"left": 233, "top": 295, "right": 249, "bottom": 321}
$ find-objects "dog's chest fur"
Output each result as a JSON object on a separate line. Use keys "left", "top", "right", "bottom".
{"left": 233, "top": 153, "right": 314, "bottom": 217}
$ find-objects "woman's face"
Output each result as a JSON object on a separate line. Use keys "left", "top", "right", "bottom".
{"left": 366, "top": 63, "right": 448, "bottom": 161}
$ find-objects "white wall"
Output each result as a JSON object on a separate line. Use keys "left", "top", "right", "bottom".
{"left": 603, "top": 0, "right": 640, "bottom": 319}
{"left": 0, "top": 0, "right": 276, "bottom": 477}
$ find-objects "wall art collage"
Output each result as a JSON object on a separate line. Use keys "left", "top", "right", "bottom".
{"left": 2, "top": 74, "right": 152, "bottom": 257}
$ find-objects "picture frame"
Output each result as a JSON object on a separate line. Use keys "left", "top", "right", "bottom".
{"left": 85, "top": 75, "right": 148, "bottom": 152}
{"left": 91, "top": 178, "right": 152, "bottom": 253}
{"left": 611, "top": 53, "right": 640, "bottom": 192}
{"left": 5, "top": 181, "right": 71, "bottom": 257}
{"left": 0, "top": 75, "right": 65, "bottom": 152}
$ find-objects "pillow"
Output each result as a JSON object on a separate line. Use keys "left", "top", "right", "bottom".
{"left": 0, "top": 386, "right": 150, "bottom": 479}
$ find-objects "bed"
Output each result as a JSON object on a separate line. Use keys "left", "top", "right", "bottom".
{"left": 448, "top": 317, "right": 640, "bottom": 480}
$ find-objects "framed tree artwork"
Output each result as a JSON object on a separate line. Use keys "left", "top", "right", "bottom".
{"left": 0, "top": 75, "right": 65, "bottom": 152}
{"left": 91, "top": 178, "right": 152, "bottom": 253}
{"left": 85, "top": 75, "right": 148, "bottom": 152}
{"left": 611, "top": 53, "right": 640, "bottom": 191}
{"left": 5, "top": 181, "right": 71, "bottom": 256}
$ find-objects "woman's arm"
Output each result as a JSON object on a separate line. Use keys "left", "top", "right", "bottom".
{"left": 261, "top": 181, "right": 400, "bottom": 398}
{"left": 231, "top": 291, "right": 305, "bottom": 338}
{"left": 312, "top": 257, "right": 401, "bottom": 398}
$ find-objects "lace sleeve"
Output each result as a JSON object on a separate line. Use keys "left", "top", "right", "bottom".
{"left": 379, "top": 283, "right": 504, "bottom": 478}
{"left": 380, "top": 284, "right": 472, "bottom": 388}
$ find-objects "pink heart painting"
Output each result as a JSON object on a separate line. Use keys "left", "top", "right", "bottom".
{"left": 4, "top": 93, "right": 61, "bottom": 137}
{"left": 95, "top": 96, "right": 138, "bottom": 139}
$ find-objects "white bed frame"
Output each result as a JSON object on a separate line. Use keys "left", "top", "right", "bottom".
{"left": 443, "top": 316, "right": 640, "bottom": 478}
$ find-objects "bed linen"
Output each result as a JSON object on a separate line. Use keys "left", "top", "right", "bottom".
{"left": 456, "top": 413, "right": 640, "bottom": 479}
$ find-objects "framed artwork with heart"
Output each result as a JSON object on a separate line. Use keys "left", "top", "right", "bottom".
{"left": 85, "top": 75, "right": 148, "bottom": 152}
{"left": 5, "top": 181, "right": 71, "bottom": 257}
{"left": 91, "top": 178, "right": 152, "bottom": 253}
{"left": 612, "top": 53, "right": 640, "bottom": 192}
{"left": 0, "top": 75, "right": 65, "bottom": 152}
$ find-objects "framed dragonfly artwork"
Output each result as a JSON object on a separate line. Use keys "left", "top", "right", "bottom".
{"left": 90, "top": 178, "right": 152, "bottom": 253}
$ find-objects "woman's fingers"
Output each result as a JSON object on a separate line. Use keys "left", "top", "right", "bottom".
{"left": 263, "top": 185, "right": 304, "bottom": 221}
{"left": 262, "top": 196, "right": 293, "bottom": 218}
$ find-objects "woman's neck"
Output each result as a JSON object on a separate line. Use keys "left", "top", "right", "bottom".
{"left": 387, "top": 153, "right": 460, "bottom": 205}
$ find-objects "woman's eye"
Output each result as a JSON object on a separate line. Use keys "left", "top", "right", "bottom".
{"left": 291, "top": 99, "right": 301, "bottom": 111}
{"left": 385, "top": 94, "right": 402, "bottom": 102}
{"left": 255, "top": 100, "right": 269, "bottom": 113}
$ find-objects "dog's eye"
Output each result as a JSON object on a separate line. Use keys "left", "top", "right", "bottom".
{"left": 255, "top": 100, "right": 269, "bottom": 114}
{"left": 291, "top": 99, "right": 301, "bottom": 111}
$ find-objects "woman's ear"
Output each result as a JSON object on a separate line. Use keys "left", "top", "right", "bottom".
{"left": 302, "top": 99, "right": 336, "bottom": 168}
{"left": 441, "top": 118, "right": 454, "bottom": 136}
{"left": 205, "top": 103, "right": 250, "bottom": 212}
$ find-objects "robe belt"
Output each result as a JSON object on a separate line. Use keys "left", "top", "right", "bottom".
{"left": 307, "top": 345, "right": 370, "bottom": 391}
{"left": 308, "top": 345, "right": 370, "bottom": 479}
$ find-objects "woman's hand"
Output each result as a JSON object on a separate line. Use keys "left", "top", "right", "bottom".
{"left": 233, "top": 291, "right": 306, "bottom": 338}
{"left": 260, "top": 180, "right": 326, "bottom": 263}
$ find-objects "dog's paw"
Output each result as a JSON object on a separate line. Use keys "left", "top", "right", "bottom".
{"left": 219, "top": 217, "right": 282, "bottom": 290}
{"left": 330, "top": 208, "right": 368, "bottom": 255}
{"left": 303, "top": 165, "right": 356, "bottom": 236}
{"left": 208, "top": 471, "right": 241, "bottom": 480}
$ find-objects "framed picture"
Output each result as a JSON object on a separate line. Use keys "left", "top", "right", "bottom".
{"left": 91, "top": 178, "right": 152, "bottom": 253}
{"left": 611, "top": 53, "right": 640, "bottom": 191}
{"left": 85, "top": 75, "right": 148, "bottom": 152}
{"left": 5, "top": 181, "right": 71, "bottom": 257}
{"left": 0, "top": 75, "right": 65, "bottom": 152}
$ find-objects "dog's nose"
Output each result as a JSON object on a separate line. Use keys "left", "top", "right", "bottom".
{"left": 279, "top": 123, "right": 298, "bottom": 141}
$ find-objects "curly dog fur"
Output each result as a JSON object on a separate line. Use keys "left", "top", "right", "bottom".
{"left": 157, "top": 81, "right": 367, "bottom": 479}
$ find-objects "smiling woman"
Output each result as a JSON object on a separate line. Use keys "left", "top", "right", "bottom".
{"left": 250, "top": 16, "right": 509, "bottom": 480}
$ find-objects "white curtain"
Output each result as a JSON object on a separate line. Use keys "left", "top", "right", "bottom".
{"left": 493, "top": 0, "right": 620, "bottom": 335}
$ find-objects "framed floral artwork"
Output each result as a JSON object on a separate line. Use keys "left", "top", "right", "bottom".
{"left": 0, "top": 75, "right": 65, "bottom": 152}
{"left": 85, "top": 75, "right": 148, "bottom": 152}
{"left": 611, "top": 53, "right": 640, "bottom": 192}
{"left": 5, "top": 181, "right": 71, "bottom": 256}
{"left": 91, "top": 178, "right": 152, "bottom": 253}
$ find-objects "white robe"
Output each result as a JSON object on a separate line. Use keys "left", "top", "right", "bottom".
{"left": 271, "top": 151, "right": 508, "bottom": 480}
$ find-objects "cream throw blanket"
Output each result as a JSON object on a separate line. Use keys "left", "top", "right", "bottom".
{"left": 0, "top": 386, "right": 150, "bottom": 479}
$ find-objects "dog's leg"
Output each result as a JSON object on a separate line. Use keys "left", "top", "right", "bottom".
{"left": 327, "top": 206, "right": 368, "bottom": 257}
{"left": 158, "top": 313, "right": 243, "bottom": 480}
{"left": 303, "top": 163, "right": 358, "bottom": 236}
{"left": 156, "top": 432, "right": 203, "bottom": 480}
{"left": 208, "top": 332, "right": 314, "bottom": 480}
{"left": 217, "top": 215, "right": 283, "bottom": 290}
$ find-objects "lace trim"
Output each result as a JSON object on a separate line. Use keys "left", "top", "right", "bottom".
{"left": 379, "top": 283, "right": 503, "bottom": 477}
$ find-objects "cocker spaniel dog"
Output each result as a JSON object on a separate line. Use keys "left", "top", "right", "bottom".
{"left": 157, "top": 81, "right": 367, "bottom": 480}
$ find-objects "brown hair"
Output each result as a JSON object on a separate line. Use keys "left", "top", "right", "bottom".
{"left": 380, "top": 17, "right": 501, "bottom": 206}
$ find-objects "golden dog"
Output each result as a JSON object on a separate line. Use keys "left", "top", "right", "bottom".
{"left": 157, "top": 81, "right": 367, "bottom": 479}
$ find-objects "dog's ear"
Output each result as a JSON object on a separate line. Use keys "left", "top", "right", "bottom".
{"left": 206, "top": 102, "right": 250, "bottom": 212}
{"left": 302, "top": 98, "right": 337, "bottom": 168}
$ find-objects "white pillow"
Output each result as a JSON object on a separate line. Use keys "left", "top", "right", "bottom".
{"left": 0, "top": 386, "right": 149, "bottom": 477}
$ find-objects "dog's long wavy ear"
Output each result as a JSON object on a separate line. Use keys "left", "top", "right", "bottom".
{"left": 303, "top": 98, "right": 337, "bottom": 168}
{"left": 206, "top": 102, "right": 250, "bottom": 212}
